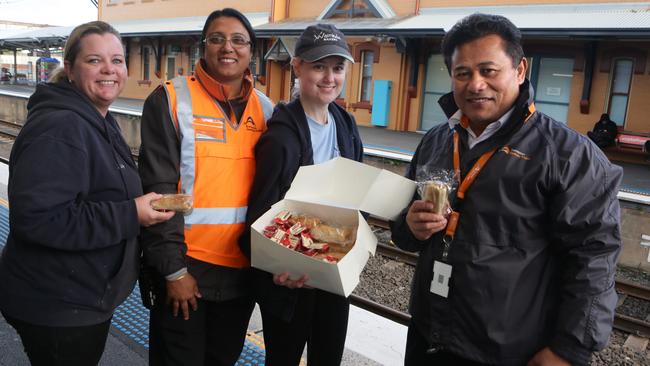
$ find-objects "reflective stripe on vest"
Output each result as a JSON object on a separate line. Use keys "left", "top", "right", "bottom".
{"left": 172, "top": 76, "right": 247, "bottom": 226}
{"left": 184, "top": 207, "right": 248, "bottom": 225}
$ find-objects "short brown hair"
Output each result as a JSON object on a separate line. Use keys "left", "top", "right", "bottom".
{"left": 50, "top": 21, "right": 122, "bottom": 83}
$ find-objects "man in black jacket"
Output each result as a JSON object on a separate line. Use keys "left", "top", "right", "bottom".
{"left": 391, "top": 13, "right": 622, "bottom": 366}
{"left": 587, "top": 113, "right": 618, "bottom": 148}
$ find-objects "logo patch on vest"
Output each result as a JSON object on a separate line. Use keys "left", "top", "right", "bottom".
{"left": 193, "top": 116, "right": 226, "bottom": 142}
{"left": 245, "top": 116, "right": 260, "bottom": 132}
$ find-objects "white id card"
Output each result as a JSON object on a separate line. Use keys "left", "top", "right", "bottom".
{"left": 430, "top": 261, "right": 452, "bottom": 298}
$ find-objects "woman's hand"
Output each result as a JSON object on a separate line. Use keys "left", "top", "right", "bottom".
{"left": 166, "top": 273, "right": 202, "bottom": 320}
{"left": 273, "top": 272, "right": 310, "bottom": 289}
{"left": 135, "top": 192, "right": 176, "bottom": 227}
{"left": 406, "top": 200, "right": 448, "bottom": 241}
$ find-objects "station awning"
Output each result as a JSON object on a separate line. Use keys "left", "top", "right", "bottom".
{"left": 112, "top": 12, "right": 270, "bottom": 37}
{"left": 253, "top": 16, "right": 440, "bottom": 38}
{"left": 394, "top": 3, "right": 650, "bottom": 37}
{"left": 0, "top": 26, "right": 72, "bottom": 50}
{"left": 0, "top": 12, "right": 270, "bottom": 50}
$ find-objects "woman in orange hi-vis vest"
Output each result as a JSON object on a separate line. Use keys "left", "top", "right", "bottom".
{"left": 138, "top": 8, "right": 273, "bottom": 366}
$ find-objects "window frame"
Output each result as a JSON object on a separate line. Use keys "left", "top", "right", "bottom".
{"left": 607, "top": 57, "right": 634, "bottom": 127}
{"left": 358, "top": 50, "right": 374, "bottom": 103}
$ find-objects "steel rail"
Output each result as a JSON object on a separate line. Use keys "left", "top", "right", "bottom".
{"left": 613, "top": 313, "right": 650, "bottom": 338}
{"left": 349, "top": 294, "right": 410, "bottom": 326}
{"left": 615, "top": 278, "right": 650, "bottom": 302}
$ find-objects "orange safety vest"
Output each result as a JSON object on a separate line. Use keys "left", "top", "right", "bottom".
{"left": 163, "top": 76, "right": 273, "bottom": 268}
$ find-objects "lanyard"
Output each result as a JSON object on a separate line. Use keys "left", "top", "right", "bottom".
{"left": 441, "top": 131, "right": 496, "bottom": 261}
{"left": 442, "top": 104, "right": 536, "bottom": 261}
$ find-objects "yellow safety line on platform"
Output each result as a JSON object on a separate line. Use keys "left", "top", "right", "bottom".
{"left": 0, "top": 197, "right": 8, "bottom": 208}
{"left": 245, "top": 331, "right": 306, "bottom": 365}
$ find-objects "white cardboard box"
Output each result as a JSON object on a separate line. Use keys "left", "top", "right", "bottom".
{"left": 251, "top": 157, "right": 416, "bottom": 297}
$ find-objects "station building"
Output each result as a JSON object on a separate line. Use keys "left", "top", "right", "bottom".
{"left": 1, "top": 0, "right": 649, "bottom": 141}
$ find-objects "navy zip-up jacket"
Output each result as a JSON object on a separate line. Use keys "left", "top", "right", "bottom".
{"left": 0, "top": 81, "right": 141, "bottom": 326}
{"left": 391, "top": 80, "right": 622, "bottom": 365}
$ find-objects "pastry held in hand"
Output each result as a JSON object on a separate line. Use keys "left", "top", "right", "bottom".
{"left": 150, "top": 194, "right": 193, "bottom": 213}
{"left": 423, "top": 181, "right": 448, "bottom": 215}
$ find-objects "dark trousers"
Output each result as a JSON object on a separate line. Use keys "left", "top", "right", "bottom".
{"left": 260, "top": 289, "right": 349, "bottom": 366}
{"left": 405, "top": 323, "right": 486, "bottom": 366}
{"left": 2, "top": 311, "right": 111, "bottom": 366}
{"left": 148, "top": 296, "right": 255, "bottom": 366}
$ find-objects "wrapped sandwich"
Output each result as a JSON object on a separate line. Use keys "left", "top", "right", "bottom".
{"left": 423, "top": 181, "right": 448, "bottom": 215}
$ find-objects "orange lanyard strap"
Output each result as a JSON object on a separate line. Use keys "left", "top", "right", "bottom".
{"left": 442, "top": 131, "right": 496, "bottom": 260}
{"left": 442, "top": 104, "right": 536, "bottom": 261}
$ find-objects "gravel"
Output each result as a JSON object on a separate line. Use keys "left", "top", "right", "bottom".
{"left": 354, "top": 227, "right": 650, "bottom": 365}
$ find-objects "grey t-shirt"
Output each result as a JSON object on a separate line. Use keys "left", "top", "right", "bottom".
{"left": 306, "top": 112, "right": 340, "bottom": 164}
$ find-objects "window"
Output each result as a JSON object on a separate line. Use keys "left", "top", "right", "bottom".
{"left": 420, "top": 54, "right": 451, "bottom": 130}
{"left": 529, "top": 56, "right": 574, "bottom": 124}
{"left": 359, "top": 50, "right": 374, "bottom": 102}
{"left": 142, "top": 46, "right": 150, "bottom": 80}
{"left": 608, "top": 58, "right": 633, "bottom": 127}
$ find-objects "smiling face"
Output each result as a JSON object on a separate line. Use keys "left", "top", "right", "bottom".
{"left": 293, "top": 56, "right": 347, "bottom": 107}
{"left": 451, "top": 34, "right": 527, "bottom": 129}
{"left": 203, "top": 16, "right": 252, "bottom": 86}
{"left": 64, "top": 33, "right": 126, "bottom": 116}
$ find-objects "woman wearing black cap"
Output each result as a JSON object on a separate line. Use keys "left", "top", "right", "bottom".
{"left": 245, "top": 23, "right": 363, "bottom": 365}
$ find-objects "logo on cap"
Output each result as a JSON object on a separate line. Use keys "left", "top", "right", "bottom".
{"left": 314, "top": 31, "right": 341, "bottom": 43}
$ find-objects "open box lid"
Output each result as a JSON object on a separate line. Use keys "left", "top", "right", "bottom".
{"left": 284, "top": 157, "right": 416, "bottom": 220}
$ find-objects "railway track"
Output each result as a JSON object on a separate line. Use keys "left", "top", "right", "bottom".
{"left": 368, "top": 219, "right": 650, "bottom": 337}
{"left": 0, "top": 119, "right": 21, "bottom": 140}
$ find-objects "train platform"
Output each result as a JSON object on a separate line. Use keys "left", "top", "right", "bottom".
{"left": 0, "top": 162, "right": 406, "bottom": 366}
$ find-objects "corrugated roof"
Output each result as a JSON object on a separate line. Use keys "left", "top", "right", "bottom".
{"left": 255, "top": 16, "right": 412, "bottom": 37}
{"left": 112, "top": 12, "right": 270, "bottom": 36}
{"left": 0, "top": 12, "right": 270, "bottom": 48}
{"left": 393, "top": 2, "right": 650, "bottom": 34}
{"left": 0, "top": 26, "right": 73, "bottom": 42}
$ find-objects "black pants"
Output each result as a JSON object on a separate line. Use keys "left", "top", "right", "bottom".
{"left": 405, "top": 323, "right": 486, "bottom": 366}
{"left": 148, "top": 296, "right": 255, "bottom": 366}
{"left": 260, "top": 289, "right": 349, "bottom": 366}
{"left": 2, "top": 311, "right": 111, "bottom": 366}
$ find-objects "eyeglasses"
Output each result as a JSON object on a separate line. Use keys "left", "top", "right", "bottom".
{"left": 203, "top": 34, "right": 251, "bottom": 49}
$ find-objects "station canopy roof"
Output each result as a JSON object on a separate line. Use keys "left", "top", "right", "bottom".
{"left": 111, "top": 12, "right": 269, "bottom": 37}
{"left": 256, "top": 2, "right": 650, "bottom": 38}
{"left": 2, "top": 3, "right": 649, "bottom": 51}
{"left": 0, "top": 12, "right": 269, "bottom": 50}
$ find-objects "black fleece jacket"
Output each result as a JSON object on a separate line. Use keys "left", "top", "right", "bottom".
{"left": 243, "top": 99, "right": 363, "bottom": 321}
{"left": 0, "top": 81, "right": 141, "bottom": 327}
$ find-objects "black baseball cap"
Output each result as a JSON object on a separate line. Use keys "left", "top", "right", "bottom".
{"left": 294, "top": 23, "right": 354, "bottom": 63}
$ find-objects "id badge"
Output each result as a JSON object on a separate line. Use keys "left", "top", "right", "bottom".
{"left": 430, "top": 261, "right": 452, "bottom": 298}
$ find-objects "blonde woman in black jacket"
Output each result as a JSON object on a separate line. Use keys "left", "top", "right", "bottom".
{"left": 0, "top": 21, "right": 172, "bottom": 366}
{"left": 245, "top": 24, "right": 363, "bottom": 366}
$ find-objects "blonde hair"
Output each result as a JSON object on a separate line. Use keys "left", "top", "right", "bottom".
{"left": 49, "top": 21, "right": 122, "bottom": 83}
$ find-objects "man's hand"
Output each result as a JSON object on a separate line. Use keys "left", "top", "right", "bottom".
{"left": 406, "top": 200, "right": 448, "bottom": 241}
{"left": 166, "top": 273, "right": 202, "bottom": 320}
{"left": 527, "top": 347, "right": 571, "bottom": 366}
{"left": 273, "top": 272, "right": 310, "bottom": 289}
